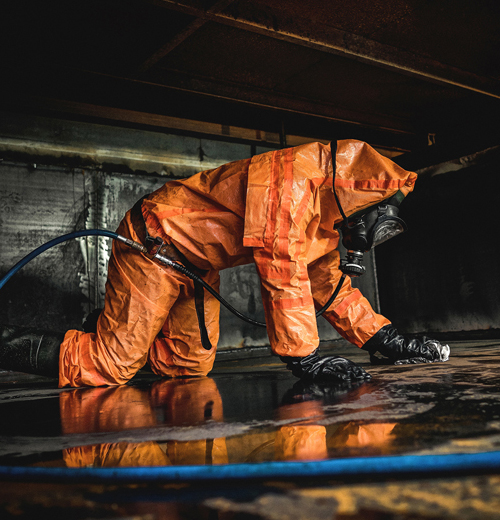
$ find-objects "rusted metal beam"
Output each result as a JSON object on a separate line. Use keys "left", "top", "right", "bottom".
{"left": 144, "top": 67, "right": 417, "bottom": 135}
{"left": 151, "top": 0, "right": 500, "bottom": 100}
{"left": 136, "top": 0, "right": 237, "bottom": 75}
{"left": 2, "top": 62, "right": 425, "bottom": 151}
{"left": 2, "top": 88, "right": 422, "bottom": 152}
{"left": 5, "top": 95, "right": 414, "bottom": 152}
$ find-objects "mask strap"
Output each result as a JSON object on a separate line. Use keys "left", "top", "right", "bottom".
{"left": 331, "top": 141, "right": 348, "bottom": 225}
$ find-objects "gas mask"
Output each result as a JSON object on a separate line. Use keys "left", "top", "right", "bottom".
{"left": 330, "top": 142, "right": 408, "bottom": 277}
{"left": 337, "top": 193, "right": 407, "bottom": 277}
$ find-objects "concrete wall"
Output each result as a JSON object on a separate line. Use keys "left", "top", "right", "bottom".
{"left": 376, "top": 146, "right": 500, "bottom": 337}
{"left": 0, "top": 112, "right": 381, "bottom": 348}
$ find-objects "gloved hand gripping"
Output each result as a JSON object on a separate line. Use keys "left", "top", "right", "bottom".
{"left": 280, "top": 349, "right": 372, "bottom": 385}
{"left": 362, "top": 324, "right": 450, "bottom": 365}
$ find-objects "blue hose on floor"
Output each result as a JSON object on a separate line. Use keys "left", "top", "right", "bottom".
{"left": 1, "top": 451, "right": 500, "bottom": 483}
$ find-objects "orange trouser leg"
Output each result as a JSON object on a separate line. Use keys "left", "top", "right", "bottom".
{"left": 59, "top": 211, "right": 187, "bottom": 387}
{"left": 308, "top": 250, "right": 390, "bottom": 348}
{"left": 148, "top": 270, "right": 220, "bottom": 377}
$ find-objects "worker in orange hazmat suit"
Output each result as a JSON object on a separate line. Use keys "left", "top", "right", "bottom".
{"left": 0, "top": 140, "right": 449, "bottom": 387}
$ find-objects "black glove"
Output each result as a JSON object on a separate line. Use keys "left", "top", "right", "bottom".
{"left": 362, "top": 324, "right": 450, "bottom": 365}
{"left": 280, "top": 349, "right": 371, "bottom": 385}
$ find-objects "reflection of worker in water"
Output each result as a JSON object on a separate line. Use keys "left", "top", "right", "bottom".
{"left": 274, "top": 382, "right": 398, "bottom": 461}
{"left": 1, "top": 140, "right": 449, "bottom": 387}
{"left": 60, "top": 377, "right": 396, "bottom": 467}
{"left": 275, "top": 418, "right": 397, "bottom": 461}
{"left": 61, "top": 378, "right": 228, "bottom": 467}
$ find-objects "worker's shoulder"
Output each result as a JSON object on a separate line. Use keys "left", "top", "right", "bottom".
{"left": 292, "top": 141, "right": 333, "bottom": 182}
{"left": 248, "top": 141, "right": 335, "bottom": 184}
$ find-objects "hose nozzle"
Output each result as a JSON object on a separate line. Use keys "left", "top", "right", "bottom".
{"left": 340, "top": 250, "right": 366, "bottom": 277}
{"left": 114, "top": 235, "right": 147, "bottom": 253}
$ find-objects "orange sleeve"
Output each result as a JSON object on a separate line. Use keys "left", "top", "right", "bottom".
{"left": 251, "top": 148, "right": 320, "bottom": 357}
{"left": 308, "top": 250, "right": 390, "bottom": 347}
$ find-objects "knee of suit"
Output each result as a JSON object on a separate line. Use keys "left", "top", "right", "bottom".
{"left": 148, "top": 339, "right": 217, "bottom": 378}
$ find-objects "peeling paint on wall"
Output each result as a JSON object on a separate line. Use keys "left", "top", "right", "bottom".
{"left": 76, "top": 171, "right": 108, "bottom": 312}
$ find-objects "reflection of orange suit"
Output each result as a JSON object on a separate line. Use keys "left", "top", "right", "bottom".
{"left": 59, "top": 140, "right": 416, "bottom": 387}
{"left": 273, "top": 422, "right": 397, "bottom": 462}
{"left": 61, "top": 378, "right": 227, "bottom": 467}
{"left": 329, "top": 422, "right": 397, "bottom": 453}
{"left": 275, "top": 400, "right": 328, "bottom": 461}
{"left": 274, "top": 382, "right": 397, "bottom": 461}
{"left": 64, "top": 442, "right": 170, "bottom": 468}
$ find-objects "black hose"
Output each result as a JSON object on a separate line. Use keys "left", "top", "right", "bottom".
{"left": 0, "top": 230, "right": 346, "bottom": 329}
{"left": 156, "top": 255, "right": 346, "bottom": 328}
{"left": 315, "top": 274, "right": 346, "bottom": 317}
{"left": 158, "top": 256, "right": 269, "bottom": 328}
{"left": 0, "top": 230, "right": 121, "bottom": 291}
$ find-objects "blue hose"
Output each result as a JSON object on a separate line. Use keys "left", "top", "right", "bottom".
{"left": 1, "top": 451, "right": 500, "bottom": 483}
{"left": 0, "top": 230, "right": 120, "bottom": 291}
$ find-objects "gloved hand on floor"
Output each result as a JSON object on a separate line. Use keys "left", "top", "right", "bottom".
{"left": 280, "top": 349, "right": 372, "bottom": 385}
{"left": 362, "top": 324, "right": 450, "bottom": 365}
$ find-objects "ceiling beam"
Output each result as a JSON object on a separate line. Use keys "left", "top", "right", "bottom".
{"left": 151, "top": 0, "right": 500, "bottom": 100}
{"left": 144, "top": 67, "right": 418, "bottom": 134}
{"left": 3, "top": 54, "right": 423, "bottom": 142}
{"left": 136, "top": 0, "right": 237, "bottom": 75}
{"left": 0, "top": 96, "right": 413, "bottom": 154}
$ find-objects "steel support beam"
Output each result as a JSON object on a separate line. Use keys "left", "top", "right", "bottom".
{"left": 136, "top": 0, "right": 237, "bottom": 75}
{"left": 150, "top": 0, "right": 500, "bottom": 100}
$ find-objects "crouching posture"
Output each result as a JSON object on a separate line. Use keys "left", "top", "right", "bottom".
{"left": 0, "top": 140, "right": 449, "bottom": 387}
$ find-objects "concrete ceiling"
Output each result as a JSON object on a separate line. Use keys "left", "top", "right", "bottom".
{"left": 2, "top": 0, "right": 500, "bottom": 156}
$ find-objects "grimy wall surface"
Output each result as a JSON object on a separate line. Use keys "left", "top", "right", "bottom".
{"left": 0, "top": 113, "right": 380, "bottom": 349}
{"left": 376, "top": 146, "right": 500, "bottom": 338}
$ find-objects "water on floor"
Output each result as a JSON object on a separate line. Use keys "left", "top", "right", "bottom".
{"left": 1, "top": 340, "right": 500, "bottom": 469}
{"left": 3, "top": 340, "right": 500, "bottom": 520}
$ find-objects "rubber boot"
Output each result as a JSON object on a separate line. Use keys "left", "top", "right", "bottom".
{"left": 0, "top": 325, "right": 63, "bottom": 378}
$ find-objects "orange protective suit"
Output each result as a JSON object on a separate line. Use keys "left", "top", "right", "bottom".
{"left": 59, "top": 140, "right": 417, "bottom": 387}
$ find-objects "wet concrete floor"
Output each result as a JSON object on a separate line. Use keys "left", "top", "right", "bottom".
{"left": 1, "top": 339, "right": 500, "bottom": 519}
